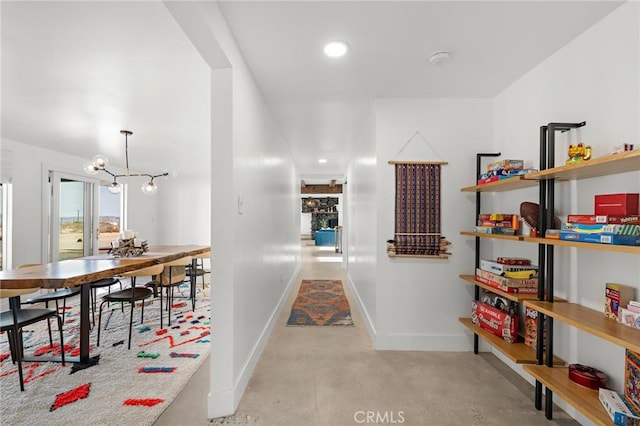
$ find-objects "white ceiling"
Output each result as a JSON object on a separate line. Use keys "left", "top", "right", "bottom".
{"left": 1, "top": 1, "right": 623, "bottom": 182}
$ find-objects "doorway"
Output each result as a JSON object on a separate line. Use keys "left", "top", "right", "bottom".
{"left": 48, "top": 171, "right": 124, "bottom": 262}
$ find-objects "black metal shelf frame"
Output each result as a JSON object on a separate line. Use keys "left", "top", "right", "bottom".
{"left": 535, "top": 121, "right": 586, "bottom": 418}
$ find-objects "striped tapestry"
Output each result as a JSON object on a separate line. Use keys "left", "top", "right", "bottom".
{"left": 394, "top": 163, "right": 442, "bottom": 256}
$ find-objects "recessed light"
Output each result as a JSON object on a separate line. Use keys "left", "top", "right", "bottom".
{"left": 429, "top": 51, "right": 451, "bottom": 66}
{"left": 318, "top": 158, "right": 328, "bottom": 164}
{"left": 324, "top": 41, "right": 349, "bottom": 58}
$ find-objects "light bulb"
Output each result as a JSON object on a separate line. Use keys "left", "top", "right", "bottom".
{"left": 107, "top": 181, "right": 122, "bottom": 194}
{"left": 92, "top": 154, "right": 109, "bottom": 169}
{"left": 141, "top": 180, "right": 158, "bottom": 195}
{"left": 84, "top": 161, "right": 99, "bottom": 175}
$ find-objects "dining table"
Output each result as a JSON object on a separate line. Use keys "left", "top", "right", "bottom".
{"left": 0, "top": 244, "right": 211, "bottom": 372}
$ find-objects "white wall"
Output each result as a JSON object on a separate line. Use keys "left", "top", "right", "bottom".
{"left": 175, "top": 2, "right": 302, "bottom": 419}
{"left": 346, "top": 107, "right": 379, "bottom": 337}
{"left": 155, "top": 175, "right": 211, "bottom": 245}
{"left": 373, "top": 99, "right": 493, "bottom": 350}
{"left": 0, "top": 138, "right": 160, "bottom": 266}
{"left": 493, "top": 1, "right": 639, "bottom": 422}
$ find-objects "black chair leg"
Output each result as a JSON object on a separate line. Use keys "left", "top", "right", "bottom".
{"left": 96, "top": 300, "right": 108, "bottom": 347}
{"left": 14, "top": 325, "right": 25, "bottom": 391}
{"left": 44, "top": 301, "right": 53, "bottom": 347}
{"left": 127, "top": 300, "right": 135, "bottom": 350}
{"left": 56, "top": 314, "right": 66, "bottom": 366}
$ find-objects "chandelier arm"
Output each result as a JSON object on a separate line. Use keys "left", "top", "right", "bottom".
{"left": 85, "top": 130, "right": 168, "bottom": 194}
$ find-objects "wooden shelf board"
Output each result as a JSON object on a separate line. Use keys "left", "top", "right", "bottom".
{"left": 460, "top": 231, "right": 524, "bottom": 242}
{"left": 523, "top": 365, "right": 611, "bottom": 426}
{"left": 522, "top": 236, "right": 640, "bottom": 254}
{"left": 525, "top": 150, "right": 640, "bottom": 182}
{"left": 461, "top": 176, "right": 538, "bottom": 193}
{"left": 460, "top": 232, "right": 640, "bottom": 253}
{"left": 459, "top": 318, "right": 564, "bottom": 365}
{"left": 388, "top": 254, "right": 449, "bottom": 259}
{"left": 459, "top": 274, "right": 539, "bottom": 302}
{"left": 459, "top": 274, "right": 567, "bottom": 303}
{"left": 525, "top": 301, "right": 640, "bottom": 353}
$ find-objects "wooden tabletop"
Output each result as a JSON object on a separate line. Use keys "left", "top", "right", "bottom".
{"left": 0, "top": 245, "right": 210, "bottom": 289}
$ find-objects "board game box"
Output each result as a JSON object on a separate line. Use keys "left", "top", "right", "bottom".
{"left": 606, "top": 283, "right": 637, "bottom": 320}
{"left": 471, "top": 300, "right": 519, "bottom": 343}
{"left": 625, "top": 350, "right": 640, "bottom": 414}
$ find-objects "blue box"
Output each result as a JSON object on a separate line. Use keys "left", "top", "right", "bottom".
{"left": 560, "top": 231, "right": 640, "bottom": 246}
{"left": 314, "top": 229, "right": 335, "bottom": 246}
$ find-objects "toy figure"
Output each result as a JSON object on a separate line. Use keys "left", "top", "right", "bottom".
{"left": 566, "top": 143, "right": 592, "bottom": 164}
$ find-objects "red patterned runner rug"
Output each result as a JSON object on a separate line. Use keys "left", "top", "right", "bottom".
{"left": 287, "top": 280, "right": 354, "bottom": 326}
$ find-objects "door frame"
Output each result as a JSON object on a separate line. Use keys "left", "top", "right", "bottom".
{"left": 41, "top": 164, "right": 102, "bottom": 262}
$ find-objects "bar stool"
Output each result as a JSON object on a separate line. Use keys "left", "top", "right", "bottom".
{"left": 96, "top": 264, "right": 163, "bottom": 350}
{"left": 158, "top": 256, "right": 192, "bottom": 328}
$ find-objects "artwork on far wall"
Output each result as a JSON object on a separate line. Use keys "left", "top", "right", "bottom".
{"left": 301, "top": 197, "right": 339, "bottom": 236}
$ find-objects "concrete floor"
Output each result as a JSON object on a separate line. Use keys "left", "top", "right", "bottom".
{"left": 155, "top": 243, "right": 578, "bottom": 426}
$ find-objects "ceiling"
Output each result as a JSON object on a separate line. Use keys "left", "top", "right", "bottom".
{"left": 1, "top": 1, "right": 623, "bottom": 183}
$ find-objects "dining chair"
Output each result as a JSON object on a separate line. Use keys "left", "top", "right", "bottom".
{"left": 96, "top": 264, "right": 163, "bottom": 350}
{"left": 158, "top": 256, "right": 192, "bottom": 328}
{"left": 18, "top": 264, "right": 81, "bottom": 343}
{"left": 89, "top": 277, "right": 122, "bottom": 328}
{"left": 0, "top": 286, "right": 66, "bottom": 391}
{"left": 185, "top": 250, "right": 211, "bottom": 290}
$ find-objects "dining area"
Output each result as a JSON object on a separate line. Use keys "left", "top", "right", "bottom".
{"left": 0, "top": 244, "right": 211, "bottom": 391}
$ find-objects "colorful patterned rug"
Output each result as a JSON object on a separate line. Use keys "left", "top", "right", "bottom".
{"left": 286, "top": 280, "right": 354, "bottom": 326}
{"left": 0, "top": 281, "right": 210, "bottom": 425}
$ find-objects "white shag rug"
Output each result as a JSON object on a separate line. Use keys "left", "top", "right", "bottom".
{"left": 0, "top": 282, "right": 211, "bottom": 426}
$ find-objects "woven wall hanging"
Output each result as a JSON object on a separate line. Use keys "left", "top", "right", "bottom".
{"left": 387, "top": 132, "right": 450, "bottom": 258}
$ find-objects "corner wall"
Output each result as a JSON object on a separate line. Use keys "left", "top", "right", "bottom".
{"left": 168, "top": 2, "right": 302, "bottom": 419}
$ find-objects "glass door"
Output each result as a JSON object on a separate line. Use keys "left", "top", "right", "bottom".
{"left": 50, "top": 172, "right": 99, "bottom": 261}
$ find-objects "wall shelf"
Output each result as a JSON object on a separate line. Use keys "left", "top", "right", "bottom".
{"left": 459, "top": 318, "right": 564, "bottom": 365}
{"left": 522, "top": 236, "right": 640, "bottom": 254}
{"left": 525, "top": 149, "right": 640, "bottom": 181}
{"left": 460, "top": 176, "right": 538, "bottom": 193}
{"left": 389, "top": 254, "right": 449, "bottom": 259}
{"left": 459, "top": 275, "right": 566, "bottom": 303}
{"left": 524, "top": 301, "right": 640, "bottom": 353}
{"left": 459, "top": 274, "right": 540, "bottom": 303}
{"left": 523, "top": 365, "right": 611, "bottom": 426}
{"left": 459, "top": 231, "right": 523, "bottom": 242}
{"left": 460, "top": 232, "right": 640, "bottom": 254}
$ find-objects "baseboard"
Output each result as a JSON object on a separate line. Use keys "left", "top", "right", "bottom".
{"left": 345, "top": 274, "right": 377, "bottom": 343}
{"left": 216, "top": 262, "right": 301, "bottom": 418}
{"left": 346, "top": 275, "right": 475, "bottom": 352}
{"left": 207, "top": 389, "right": 235, "bottom": 419}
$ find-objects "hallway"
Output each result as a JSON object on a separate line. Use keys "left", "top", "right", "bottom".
{"left": 156, "top": 243, "right": 577, "bottom": 425}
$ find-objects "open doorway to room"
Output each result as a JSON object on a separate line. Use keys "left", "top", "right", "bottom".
{"left": 299, "top": 179, "right": 346, "bottom": 265}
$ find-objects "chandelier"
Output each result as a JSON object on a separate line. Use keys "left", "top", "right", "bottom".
{"left": 83, "top": 130, "right": 174, "bottom": 195}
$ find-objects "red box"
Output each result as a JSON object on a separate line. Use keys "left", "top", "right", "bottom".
{"left": 471, "top": 300, "right": 519, "bottom": 343}
{"left": 595, "top": 193, "right": 639, "bottom": 216}
{"left": 567, "top": 214, "right": 640, "bottom": 225}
